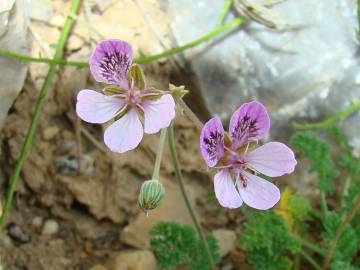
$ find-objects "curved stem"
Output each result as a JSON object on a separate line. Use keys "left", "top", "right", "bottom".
{"left": 152, "top": 128, "right": 167, "bottom": 180}
{"left": 175, "top": 97, "right": 204, "bottom": 131}
{"left": 292, "top": 99, "right": 360, "bottom": 130}
{"left": 300, "top": 249, "right": 321, "bottom": 270}
{"left": 167, "top": 123, "right": 216, "bottom": 269}
{"left": 216, "top": 0, "right": 233, "bottom": 25}
{"left": 0, "top": 49, "right": 87, "bottom": 68}
{"left": 0, "top": 0, "right": 81, "bottom": 231}
{"left": 322, "top": 196, "right": 360, "bottom": 270}
{"left": 291, "top": 234, "right": 326, "bottom": 256}
{"left": 0, "top": 16, "right": 246, "bottom": 67}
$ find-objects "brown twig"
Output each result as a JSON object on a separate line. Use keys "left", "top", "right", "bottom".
{"left": 322, "top": 196, "right": 360, "bottom": 270}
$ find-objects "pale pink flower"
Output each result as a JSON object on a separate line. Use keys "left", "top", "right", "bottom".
{"left": 76, "top": 40, "right": 175, "bottom": 153}
{"left": 200, "top": 101, "right": 297, "bottom": 210}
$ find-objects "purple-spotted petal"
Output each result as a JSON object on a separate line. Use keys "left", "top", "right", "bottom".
{"left": 245, "top": 142, "right": 297, "bottom": 177}
{"left": 76, "top": 89, "right": 125, "bottom": 124}
{"left": 214, "top": 169, "right": 243, "bottom": 209}
{"left": 200, "top": 117, "right": 225, "bottom": 167}
{"left": 104, "top": 108, "right": 143, "bottom": 153}
{"left": 229, "top": 101, "right": 270, "bottom": 149}
{"left": 89, "top": 39, "right": 132, "bottom": 88}
{"left": 142, "top": 94, "right": 175, "bottom": 134}
{"left": 238, "top": 172, "right": 280, "bottom": 210}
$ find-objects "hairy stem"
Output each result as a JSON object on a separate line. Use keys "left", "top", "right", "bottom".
{"left": 167, "top": 123, "right": 215, "bottom": 269}
{"left": 322, "top": 196, "right": 360, "bottom": 270}
{"left": 0, "top": 16, "right": 245, "bottom": 67}
{"left": 320, "top": 192, "right": 328, "bottom": 217}
{"left": 216, "top": 0, "right": 233, "bottom": 25}
{"left": 292, "top": 99, "right": 360, "bottom": 130}
{"left": 152, "top": 128, "right": 167, "bottom": 180}
{"left": 300, "top": 249, "right": 321, "bottom": 270}
{"left": 0, "top": 49, "right": 87, "bottom": 68}
{"left": 0, "top": 0, "right": 81, "bottom": 231}
{"left": 175, "top": 97, "right": 204, "bottom": 131}
{"left": 291, "top": 234, "right": 326, "bottom": 256}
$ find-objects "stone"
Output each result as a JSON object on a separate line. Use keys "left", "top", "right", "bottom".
{"left": 7, "top": 223, "right": 30, "bottom": 243}
{"left": 42, "top": 126, "right": 60, "bottom": 140}
{"left": 31, "top": 216, "right": 43, "bottom": 229}
{"left": 213, "top": 229, "right": 236, "bottom": 258}
{"left": 167, "top": 0, "right": 360, "bottom": 151}
{"left": 106, "top": 250, "right": 157, "bottom": 270}
{"left": 89, "top": 265, "right": 108, "bottom": 270}
{"left": 42, "top": 219, "right": 59, "bottom": 235}
{"left": 0, "top": 0, "right": 29, "bottom": 130}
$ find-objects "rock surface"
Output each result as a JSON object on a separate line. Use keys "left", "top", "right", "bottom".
{"left": 213, "top": 229, "right": 237, "bottom": 258}
{"left": 106, "top": 250, "right": 157, "bottom": 270}
{"left": 167, "top": 0, "right": 360, "bottom": 152}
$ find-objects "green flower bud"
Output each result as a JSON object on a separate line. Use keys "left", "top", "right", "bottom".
{"left": 138, "top": 179, "right": 165, "bottom": 212}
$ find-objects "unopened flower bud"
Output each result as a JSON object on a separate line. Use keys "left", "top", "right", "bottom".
{"left": 138, "top": 179, "right": 165, "bottom": 211}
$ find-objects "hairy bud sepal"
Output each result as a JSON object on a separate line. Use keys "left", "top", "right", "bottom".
{"left": 138, "top": 179, "right": 165, "bottom": 212}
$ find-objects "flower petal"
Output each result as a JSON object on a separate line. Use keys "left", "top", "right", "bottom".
{"left": 200, "top": 117, "right": 225, "bottom": 167}
{"left": 76, "top": 89, "right": 125, "bottom": 123}
{"left": 238, "top": 172, "right": 280, "bottom": 210}
{"left": 142, "top": 94, "right": 175, "bottom": 134}
{"left": 229, "top": 101, "right": 270, "bottom": 149}
{"left": 214, "top": 169, "right": 243, "bottom": 209}
{"left": 89, "top": 39, "right": 132, "bottom": 88}
{"left": 245, "top": 142, "right": 297, "bottom": 177}
{"left": 104, "top": 108, "right": 143, "bottom": 153}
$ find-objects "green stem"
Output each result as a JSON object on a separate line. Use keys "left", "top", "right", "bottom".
{"left": 0, "top": 49, "right": 87, "bottom": 68}
{"left": 152, "top": 128, "right": 167, "bottom": 180}
{"left": 175, "top": 97, "right": 203, "bottom": 131}
{"left": 292, "top": 99, "right": 360, "bottom": 130}
{"left": 0, "top": 16, "right": 245, "bottom": 67}
{"left": 291, "top": 234, "right": 326, "bottom": 256}
{"left": 216, "top": 0, "right": 233, "bottom": 25}
{"left": 300, "top": 249, "right": 321, "bottom": 270}
{"left": 0, "top": 0, "right": 81, "bottom": 231}
{"left": 167, "top": 123, "right": 215, "bottom": 269}
{"left": 320, "top": 192, "right": 329, "bottom": 217}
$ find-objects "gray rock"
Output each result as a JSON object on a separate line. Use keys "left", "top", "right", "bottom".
{"left": 0, "top": 0, "right": 29, "bottom": 130}
{"left": 7, "top": 223, "right": 30, "bottom": 243}
{"left": 42, "top": 219, "right": 59, "bottom": 236}
{"left": 167, "top": 0, "right": 360, "bottom": 150}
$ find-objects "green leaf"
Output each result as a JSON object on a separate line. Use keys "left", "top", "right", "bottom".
{"left": 150, "top": 222, "right": 220, "bottom": 270}
{"left": 322, "top": 212, "right": 358, "bottom": 264}
{"left": 290, "top": 132, "right": 339, "bottom": 193}
{"left": 240, "top": 211, "right": 298, "bottom": 270}
{"left": 331, "top": 260, "right": 360, "bottom": 270}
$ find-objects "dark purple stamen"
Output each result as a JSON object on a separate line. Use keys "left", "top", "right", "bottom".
{"left": 204, "top": 131, "right": 223, "bottom": 162}
{"left": 233, "top": 115, "right": 259, "bottom": 144}
{"left": 99, "top": 52, "right": 130, "bottom": 84}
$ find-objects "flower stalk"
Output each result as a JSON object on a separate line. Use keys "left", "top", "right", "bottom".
{"left": 0, "top": 0, "right": 81, "bottom": 231}
{"left": 167, "top": 123, "right": 216, "bottom": 270}
{"left": 152, "top": 128, "right": 167, "bottom": 180}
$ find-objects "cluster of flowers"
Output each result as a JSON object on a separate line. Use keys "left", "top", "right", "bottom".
{"left": 76, "top": 39, "right": 297, "bottom": 211}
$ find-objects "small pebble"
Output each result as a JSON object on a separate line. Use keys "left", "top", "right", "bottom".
{"left": 42, "top": 219, "right": 59, "bottom": 236}
{"left": 7, "top": 223, "right": 30, "bottom": 243}
{"left": 42, "top": 126, "right": 60, "bottom": 140}
{"left": 31, "top": 216, "right": 43, "bottom": 228}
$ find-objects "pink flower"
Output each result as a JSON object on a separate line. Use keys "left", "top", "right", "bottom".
{"left": 200, "top": 101, "right": 297, "bottom": 210}
{"left": 76, "top": 40, "right": 175, "bottom": 153}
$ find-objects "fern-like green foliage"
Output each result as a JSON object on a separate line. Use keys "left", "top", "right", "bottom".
{"left": 322, "top": 211, "right": 358, "bottom": 267}
{"left": 331, "top": 261, "right": 360, "bottom": 270}
{"left": 290, "top": 131, "right": 339, "bottom": 192}
{"left": 240, "top": 211, "right": 299, "bottom": 270}
{"left": 149, "top": 222, "right": 220, "bottom": 270}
